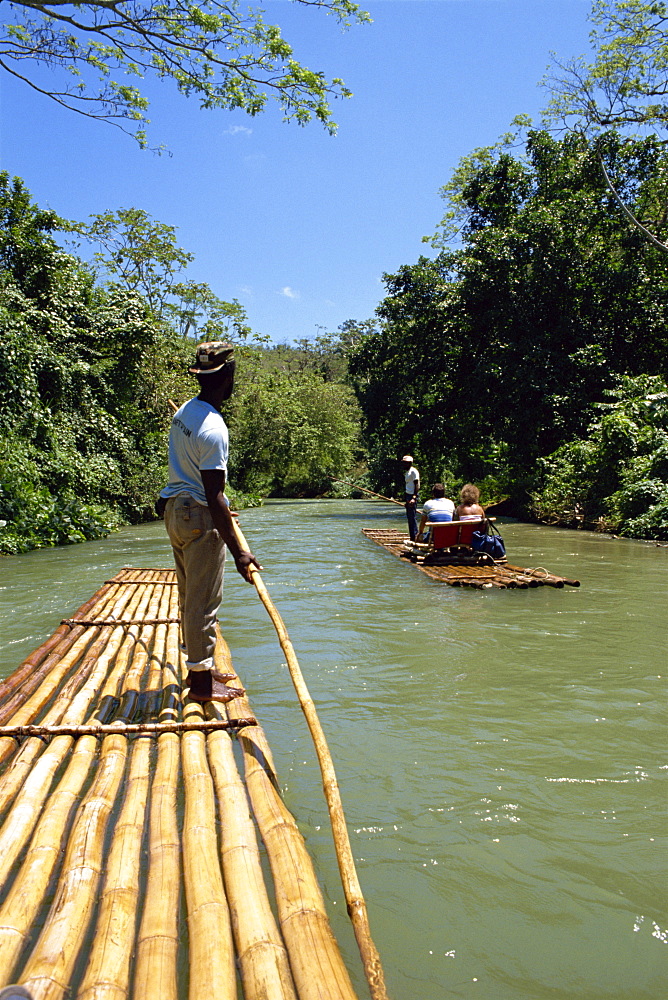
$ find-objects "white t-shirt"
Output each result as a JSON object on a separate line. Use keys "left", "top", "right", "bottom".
{"left": 422, "top": 497, "right": 455, "bottom": 521}
{"left": 404, "top": 466, "right": 419, "bottom": 495}
{"left": 161, "top": 398, "right": 228, "bottom": 506}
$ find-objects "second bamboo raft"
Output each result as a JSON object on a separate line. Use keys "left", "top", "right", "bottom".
{"left": 0, "top": 568, "right": 365, "bottom": 1000}
{"left": 362, "top": 528, "right": 580, "bottom": 589}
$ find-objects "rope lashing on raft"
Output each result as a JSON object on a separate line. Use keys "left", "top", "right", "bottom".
{"left": 0, "top": 718, "right": 258, "bottom": 742}
{"left": 61, "top": 617, "right": 181, "bottom": 627}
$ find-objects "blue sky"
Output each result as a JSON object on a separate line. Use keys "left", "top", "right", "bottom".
{"left": 1, "top": 1, "right": 593, "bottom": 344}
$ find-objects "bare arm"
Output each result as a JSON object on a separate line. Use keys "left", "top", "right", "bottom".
{"left": 201, "top": 468, "right": 262, "bottom": 583}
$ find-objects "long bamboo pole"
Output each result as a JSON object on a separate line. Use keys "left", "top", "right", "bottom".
{"left": 0, "top": 735, "right": 99, "bottom": 985}
{"left": 221, "top": 646, "right": 358, "bottom": 1000}
{"left": 230, "top": 522, "right": 389, "bottom": 1000}
{"left": 75, "top": 736, "right": 151, "bottom": 1000}
{"left": 329, "top": 478, "right": 405, "bottom": 507}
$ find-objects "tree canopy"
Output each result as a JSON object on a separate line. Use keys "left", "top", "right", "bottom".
{"left": 0, "top": 174, "right": 364, "bottom": 553}
{"left": 545, "top": 1, "right": 668, "bottom": 139}
{"left": 348, "top": 130, "right": 668, "bottom": 536}
{"left": 544, "top": 1, "right": 668, "bottom": 249}
{"left": 1, "top": 0, "right": 370, "bottom": 146}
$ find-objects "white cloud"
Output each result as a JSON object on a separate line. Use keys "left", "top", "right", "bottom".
{"left": 279, "top": 286, "right": 300, "bottom": 300}
{"left": 224, "top": 125, "right": 253, "bottom": 136}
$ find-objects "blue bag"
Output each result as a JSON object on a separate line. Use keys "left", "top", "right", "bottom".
{"left": 471, "top": 529, "right": 506, "bottom": 560}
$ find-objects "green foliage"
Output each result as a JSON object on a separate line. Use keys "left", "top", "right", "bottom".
{"left": 545, "top": 1, "right": 668, "bottom": 139}
{"left": 0, "top": 441, "right": 123, "bottom": 554}
{"left": 0, "top": 173, "right": 173, "bottom": 552}
{"left": 349, "top": 131, "right": 668, "bottom": 537}
{"left": 1, "top": 1, "right": 371, "bottom": 146}
{"left": 530, "top": 375, "right": 668, "bottom": 537}
{"left": 67, "top": 208, "right": 194, "bottom": 317}
{"left": 543, "top": 2, "right": 668, "bottom": 250}
{"left": 224, "top": 366, "right": 363, "bottom": 496}
{"left": 0, "top": 173, "right": 366, "bottom": 552}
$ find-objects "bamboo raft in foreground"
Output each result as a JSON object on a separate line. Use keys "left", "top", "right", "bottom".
{"left": 362, "top": 529, "right": 580, "bottom": 589}
{"left": 0, "top": 567, "right": 386, "bottom": 1000}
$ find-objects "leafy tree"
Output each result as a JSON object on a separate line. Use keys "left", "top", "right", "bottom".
{"left": 531, "top": 375, "right": 668, "bottom": 537}
{"left": 0, "top": 174, "right": 171, "bottom": 552}
{"left": 190, "top": 357, "right": 363, "bottom": 496}
{"left": 544, "top": 1, "right": 668, "bottom": 249}
{"left": 0, "top": 0, "right": 370, "bottom": 146}
{"left": 545, "top": 1, "right": 668, "bottom": 138}
{"left": 166, "top": 280, "right": 253, "bottom": 341}
{"left": 349, "top": 131, "right": 668, "bottom": 524}
{"left": 67, "top": 207, "right": 194, "bottom": 316}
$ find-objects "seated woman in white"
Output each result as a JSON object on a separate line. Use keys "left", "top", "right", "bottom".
{"left": 418, "top": 484, "right": 455, "bottom": 540}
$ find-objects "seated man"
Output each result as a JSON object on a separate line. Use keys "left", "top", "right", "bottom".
{"left": 418, "top": 484, "right": 455, "bottom": 541}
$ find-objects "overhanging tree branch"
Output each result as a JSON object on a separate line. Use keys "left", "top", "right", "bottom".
{"left": 595, "top": 140, "right": 668, "bottom": 251}
{"left": 0, "top": 0, "right": 371, "bottom": 145}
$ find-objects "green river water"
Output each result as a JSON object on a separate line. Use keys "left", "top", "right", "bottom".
{"left": 1, "top": 499, "right": 666, "bottom": 1000}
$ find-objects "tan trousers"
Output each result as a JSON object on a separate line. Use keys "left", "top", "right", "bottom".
{"left": 164, "top": 494, "right": 226, "bottom": 671}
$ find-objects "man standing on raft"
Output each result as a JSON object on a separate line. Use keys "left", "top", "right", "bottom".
{"left": 401, "top": 455, "right": 420, "bottom": 541}
{"left": 159, "top": 341, "right": 262, "bottom": 703}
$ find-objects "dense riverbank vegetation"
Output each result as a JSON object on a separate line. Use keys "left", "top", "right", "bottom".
{"left": 0, "top": 174, "right": 363, "bottom": 553}
{"left": 2, "top": 125, "right": 668, "bottom": 554}
{"left": 346, "top": 129, "right": 668, "bottom": 539}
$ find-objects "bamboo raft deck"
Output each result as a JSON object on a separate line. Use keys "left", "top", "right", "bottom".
{"left": 362, "top": 529, "right": 580, "bottom": 589}
{"left": 0, "top": 568, "right": 384, "bottom": 1000}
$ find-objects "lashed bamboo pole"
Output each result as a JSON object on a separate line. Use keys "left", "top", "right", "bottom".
{"left": 231, "top": 523, "right": 388, "bottom": 1000}
{"left": 180, "top": 695, "right": 236, "bottom": 1000}
{"left": 19, "top": 731, "right": 129, "bottom": 1000}
{"left": 205, "top": 694, "right": 298, "bottom": 1000}
{"left": 77, "top": 574, "right": 169, "bottom": 1000}
{"left": 0, "top": 584, "right": 149, "bottom": 820}
{"left": 76, "top": 736, "right": 151, "bottom": 1000}
{"left": 0, "top": 719, "right": 255, "bottom": 739}
{"left": 76, "top": 590, "right": 169, "bottom": 1000}
{"left": 133, "top": 618, "right": 182, "bottom": 1000}
{"left": 0, "top": 735, "right": 99, "bottom": 985}
{"left": 0, "top": 583, "right": 115, "bottom": 709}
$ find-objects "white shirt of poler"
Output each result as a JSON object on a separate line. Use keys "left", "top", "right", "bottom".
{"left": 422, "top": 497, "right": 455, "bottom": 519}
{"left": 161, "top": 397, "right": 228, "bottom": 506}
{"left": 404, "top": 466, "right": 419, "bottom": 495}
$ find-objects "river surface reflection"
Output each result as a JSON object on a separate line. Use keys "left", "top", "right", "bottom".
{"left": 1, "top": 499, "right": 666, "bottom": 999}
